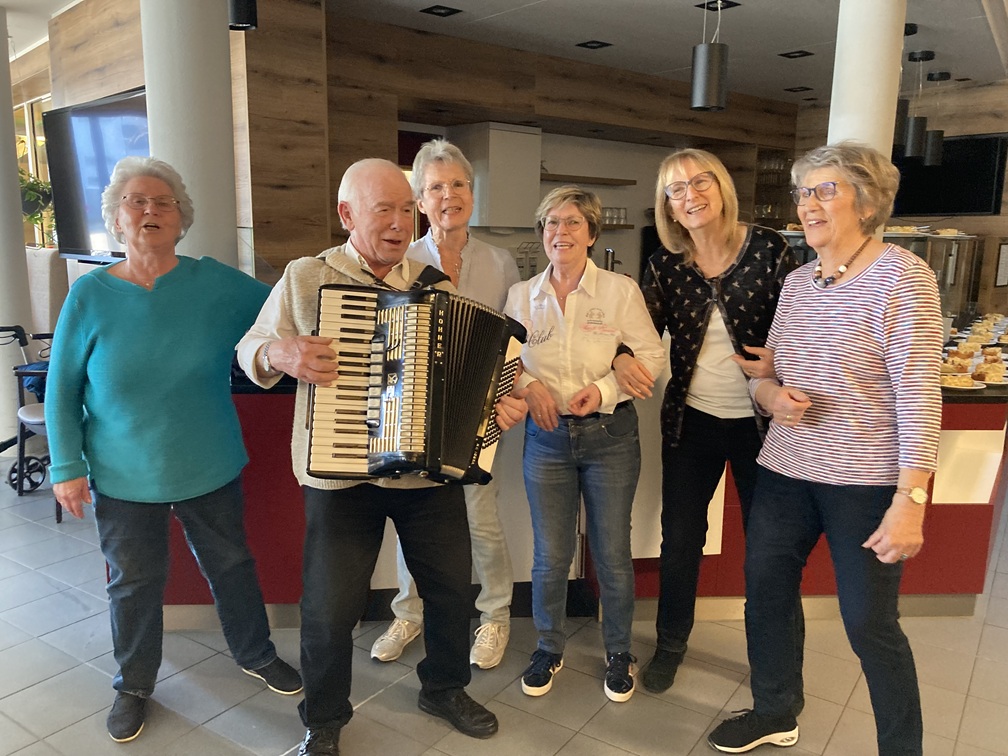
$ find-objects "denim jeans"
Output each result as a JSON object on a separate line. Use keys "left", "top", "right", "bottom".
{"left": 299, "top": 483, "right": 471, "bottom": 730}
{"left": 391, "top": 472, "right": 513, "bottom": 626}
{"left": 745, "top": 468, "right": 922, "bottom": 755}
{"left": 523, "top": 402, "right": 640, "bottom": 656}
{"left": 95, "top": 477, "right": 276, "bottom": 698}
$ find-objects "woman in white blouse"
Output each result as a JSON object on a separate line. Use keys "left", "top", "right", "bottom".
{"left": 504, "top": 186, "right": 664, "bottom": 703}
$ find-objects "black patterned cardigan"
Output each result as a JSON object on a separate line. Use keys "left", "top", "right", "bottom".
{"left": 640, "top": 224, "right": 798, "bottom": 447}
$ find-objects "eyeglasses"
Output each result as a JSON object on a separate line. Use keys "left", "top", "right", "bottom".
{"left": 423, "top": 179, "right": 471, "bottom": 196}
{"left": 121, "top": 194, "right": 181, "bottom": 212}
{"left": 664, "top": 171, "right": 716, "bottom": 201}
{"left": 542, "top": 216, "right": 586, "bottom": 232}
{"left": 791, "top": 181, "right": 839, "bottom": 205}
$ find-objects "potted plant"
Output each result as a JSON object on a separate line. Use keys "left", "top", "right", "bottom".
{"left": 19, "top": 168, "right": 53, "bottom": 245}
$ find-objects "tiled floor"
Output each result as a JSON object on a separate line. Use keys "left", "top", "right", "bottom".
{"left": 1, "top": 466, "right": 1008, "bottom": 756}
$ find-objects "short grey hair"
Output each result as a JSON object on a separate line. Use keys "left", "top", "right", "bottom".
{"left": 101, "top": 156, "right": 195, "bottom": 243}
{"left": 791, "top": 141, "right": 900, "bottom": 235}
{"left": 410, "top": 139, "right": 474, "bottom": 199}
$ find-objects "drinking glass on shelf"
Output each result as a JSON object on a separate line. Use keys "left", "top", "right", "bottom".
{"left": 618, "top": 208, "right": 627, "bottom": 225}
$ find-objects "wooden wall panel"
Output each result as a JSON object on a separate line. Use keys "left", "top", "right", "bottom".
{"left": 327, "top": 86, "right": 397, "bottom": 246}
{"left": 327, "top": 16, "right": 797, "bottom": 151}
{"left": 794, "top": 104, "right": 830, "bottom": 156}
{"left": 47, "top": 0, "right": 142, "bottom": 108}
{"left": 242, "top": 0, "right": 330, "bottom": 270}
{"left": 11, "top": 43, "right": 51, "bottom": 106}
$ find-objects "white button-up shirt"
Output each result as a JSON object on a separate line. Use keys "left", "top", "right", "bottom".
{"left": 504, "top": 259, "right": 664, "bottom": 414}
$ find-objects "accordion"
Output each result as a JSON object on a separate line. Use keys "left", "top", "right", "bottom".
{"left": 307, "top": 284, "right": 527, "bottom": 484}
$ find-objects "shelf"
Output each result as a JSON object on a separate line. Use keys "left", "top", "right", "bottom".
{"left": 602, "top": 224, "right": 635, "bottom": 230}
{"left": 540, "top": 172, "right": 637, "bottom": 187}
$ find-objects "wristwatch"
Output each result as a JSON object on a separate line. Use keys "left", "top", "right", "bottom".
{"left": 896, "top": 486, "right": 929, "bottom": 505}
{"left": 261, "top": 341, "right": 276, "bottom": 375}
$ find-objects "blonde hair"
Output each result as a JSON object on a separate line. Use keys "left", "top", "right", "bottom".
{"left": 534, "top": 185, "right": 602, "bottom": 250}
{"left": 653, "top": 148, "right": 739, "bottom": 260}
{"left": 791, "top": 141, "right": 900, "bottom": 235}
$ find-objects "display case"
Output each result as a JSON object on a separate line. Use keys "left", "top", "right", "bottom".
{"left": 753, "top": 147, "right": 795, "bottom": 229}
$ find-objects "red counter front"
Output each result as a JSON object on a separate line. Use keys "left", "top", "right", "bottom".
{"left": 163, "top": 392, "right": 303, "bottom": 605}
{"left": 633, "top": 392, "right": 1008, "bottom": 599}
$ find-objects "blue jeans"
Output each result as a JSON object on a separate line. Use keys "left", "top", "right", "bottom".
{"left": 299, "top": 483, "right": 471, "bottom": 730}
{"left": 95, "top": 477, "right": 276, "bottom": 698}
{"left": 745, "top": 468, "right": 922, "bottom": 755}
{"left": 523, "top": 402, "right": 640, "bottom": 656}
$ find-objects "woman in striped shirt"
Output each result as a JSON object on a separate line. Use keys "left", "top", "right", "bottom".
{"left": 708, "top": 142, "right": 942, "bottom": 756}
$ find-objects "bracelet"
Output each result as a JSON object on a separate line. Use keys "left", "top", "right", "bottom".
{"left": 261, "top": 341, "right": 277, "bottom": 375}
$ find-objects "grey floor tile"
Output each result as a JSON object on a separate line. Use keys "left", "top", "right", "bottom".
{"left": 802, "top": 619, "right": 859, "bottom": 663}
{"left": 0, "top": 616, "right": 31, "bottom": 653}
{"left": 0, "top": 586, "right": 107, "bottom": 636}
{"left": 0, "top": 663, "right": 112, "bottom": 739}
{"left": 203, "top": 688, "right": 304, "bottom": 756}
{"left": 581, "top": 691, "right": 711, "bottom": 756}
{"left": 1, "top": 535, "right": 96, "bottom": 571}
{"left": 918, "top": 682, "right": 968, "bottom": 742}
{"left": 991, "top": 571, "right": 1008, "bottom": 601}
{"left": 969, "top": 655, "right": 1008, "bottom": 706}
{"left": 954, "top": 744, "right": 1005, "bottom": 755}
{"left": 157, "top": 630, "right": 221, "bottom": 681}
{"left": 985, "top": 597, "right": 1008, "bottom": 630}
{"left": 9, "top": 741, "right": 62, "bottom": 756}
{"left": 555, "top": 733, "right": 634, "bottom": 756}
{"left": 36, "top": 550, "right": 106, "bottom": 587}
{"left": 348, "top": 646, "right": 416, "bottom": 707}
{"left": 2, "top": 500, "right": 59, "bottom": 524}
{"left": 355, "top": 674, "right": 457, "bottom": 747}
{"left": 912, "top": 639, "right": 976, "bottom": 694}
{"left": 154, "top": 653, "right": 263, "bottom": 724}
{"left": 0, "top": 711, "right": 37, "bottom": 756}
{"left": 0, "top": 510, "right": 30, "bottom": 531}
{"left": 681, "top": 620, "right": 750, "bottom": 674}
{"left": 958, "top": 696, "right": 1008, "bottom": 753}
{"left": 42, "top": 700, "right": 198, "bottom": 756}
{"left": 156, "top": 726, "right": 260, "bottom": 756}
{"left": 435, "top": 700, "right": 576, "bottom": 756}
{"left": 977, "top": 624, "right": 1008, "bottom": 664}
{"left": 0, "top": 638, "right": 79, "bottom": 700}
{"left": 75, "top": 576, "right": 110, "bottom": 603}
{"left": 339, "top": 711, "right": 431, "bottom": 756}
{"left": 799, "top": 647, "right": 862, "bottom": 707}
{"left": 822, "top": 706, "right": 878, "bottom": 755}
{"left": 0, "top": 555, "right": 27, "bottom": 581}
{"left": 38, "top": 610, "right": 113, "bottom": 664}
{"left": 0, "top": 522, "right": 59, "bottom": 552}
{"left": 177, "top": 629, "right": 231, "bottom": 654}
{"left": 493, "top": 666, "right": 607, "bottom": 732}
{"left": 0, "top": 571, "right": 66, "bottom": 613}
{"left": 902, "top": 615, "right": 986, "bottom": 658}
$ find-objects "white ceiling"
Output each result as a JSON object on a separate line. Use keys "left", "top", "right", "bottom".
{"left": 5, "top": 1, "right": 1006, "bottom": 104}
{"left": 334, "top": 0, "right": 1006, "bottom": 103}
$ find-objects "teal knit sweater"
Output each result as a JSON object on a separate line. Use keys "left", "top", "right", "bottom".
{"left": 45, "top": 256, "right": 270, "bottom": 502}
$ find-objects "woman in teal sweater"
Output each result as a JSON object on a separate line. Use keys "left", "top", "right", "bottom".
{"left": 45, "top": 157, "right": 300, "bottom": 743}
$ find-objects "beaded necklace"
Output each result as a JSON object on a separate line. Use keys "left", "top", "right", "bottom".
{"left": 812, "top": 237, "right": 871, "bottom": 289}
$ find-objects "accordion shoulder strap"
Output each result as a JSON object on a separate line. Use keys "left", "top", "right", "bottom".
{"left": 410, "top": 264, "right": 451, "bottom": 290}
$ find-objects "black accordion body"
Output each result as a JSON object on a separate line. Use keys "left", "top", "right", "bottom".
{"left": 307, "top": 284, "right": 527, "bottom": 484}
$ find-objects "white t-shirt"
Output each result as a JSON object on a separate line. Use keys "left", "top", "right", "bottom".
{"left": 685, "top": 307, "right": 754, "bottom": 419}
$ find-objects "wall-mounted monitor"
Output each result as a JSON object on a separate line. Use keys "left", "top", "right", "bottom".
{"left": 42, "top": 87, "right": 149, "bottom": 255}
{"left": 892, "top": 133, "right": 1007, "bottom": 217}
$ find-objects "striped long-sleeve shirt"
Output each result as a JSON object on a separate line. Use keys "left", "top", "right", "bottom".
{"left": 756, "top": 244, "right": 942, "bottom": 485}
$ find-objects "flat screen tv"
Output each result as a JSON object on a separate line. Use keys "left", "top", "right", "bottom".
{"left": 42, "top": 87, "right": 149, "bottom": 255}
{"left": 892, "top": 133, "right": 1007, "bottom": 217}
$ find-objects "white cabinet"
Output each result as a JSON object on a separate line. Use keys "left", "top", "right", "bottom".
{"left": 447, "top": 122, "right": 541, "bottom": 229}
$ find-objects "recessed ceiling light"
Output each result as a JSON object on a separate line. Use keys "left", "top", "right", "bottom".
{"left": 576, "top": 40, "right": 612, "bottom": 50}
{"left": 784, "top": 86, "right": 813, "bottom": 92}
{"left": 779, "top": 50, "right": 814, "bottom": 59}
{"left": 803, "top": 97, "right": 819, "bottom": 101}
{"left": 695, "top": 1, "right": 741, "bottom": 10}
{"left": 904, "top": 22, "right": 918, "bottom": 36}
{"left": 927, "top": 71, "right": 951, "bottom": 82}
{"left": 954, "top": 77, "right": 971, "bottom": 82}
{"left": 419, "top": 5, "right": 462, "bottom": 17}
{"left": 907, "top": 50, "right": 935, "bottom": 62}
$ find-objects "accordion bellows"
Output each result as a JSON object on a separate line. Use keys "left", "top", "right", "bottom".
{"left": 307, "top": 284, "right": 526, "bottom": 484}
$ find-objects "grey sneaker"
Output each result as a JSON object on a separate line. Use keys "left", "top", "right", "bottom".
{"left": 242, "top": 657, "right": 303, "bottom": 694}
{"left": 470, "top": 622, "right": 510, "bottom": 669}
{"left": 107, "top": 691, "right": 146, "bottom": 742}
{"left": 370, "top": 618, "right": 422, "bottom": 662}
{"left": 708, "top": 709, "right": 799, "bottom": 752}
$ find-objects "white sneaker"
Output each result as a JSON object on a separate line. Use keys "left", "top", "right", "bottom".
{"left": 469, "top": 621, "right": 510, "bottom": 669}
{"left": 370, "top": 618, "right": 422, "bottom": 662}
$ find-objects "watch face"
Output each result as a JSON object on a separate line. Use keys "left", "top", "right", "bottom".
{"left": 910, "top": 487, "right": 928, "bottom": 504}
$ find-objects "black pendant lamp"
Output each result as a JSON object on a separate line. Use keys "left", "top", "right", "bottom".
{"left": 923, "top": 71, "right": 950, "bottom": 166}
{"left": 691, "top": 1, "right": 729, "bottom": 111}
{"left": 229, "top": 0, "right": 257, "bottom": 30}
{"left": 893, "top": 98, "right": 910, "bottom": 148}
{"left": 904, "top": 50, "right": 934, "bottom": 160}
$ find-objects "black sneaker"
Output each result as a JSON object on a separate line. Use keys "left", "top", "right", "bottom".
{"left": 297, "top": 725, "right": 340, "bottom": 755}
{"left": 708, "top": 710, "right": 799, "bottom": 753}
{"left": 604, "top": 652, "right": 637, "bottom": 702}
{"left": 107, "top": 691, "right": 146, "bottom": 742}
{"left": 642, "top": 648, "right": 685, "bottom": 693}
{"left": 242, "top": 657, "right": 303, "bottom": 695}
{"left": 521, "top": 649, "right": 563, "bottom": 696}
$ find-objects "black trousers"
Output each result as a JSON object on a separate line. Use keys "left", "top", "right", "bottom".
{"left": 656, "top": 406, "right": 805, "bottom": 712}
{"left": 298, "top": 483, "right": 472, "bottom": 730}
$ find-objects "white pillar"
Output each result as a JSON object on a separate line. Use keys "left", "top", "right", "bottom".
{"left": 139, "top": 0, "right": 239, "bottom": 266}
{"left": 827, "top": 0, "right": 907, "bottom": 153}
{"left": 0, "top": 8, "right": 35, "bottom": 441}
